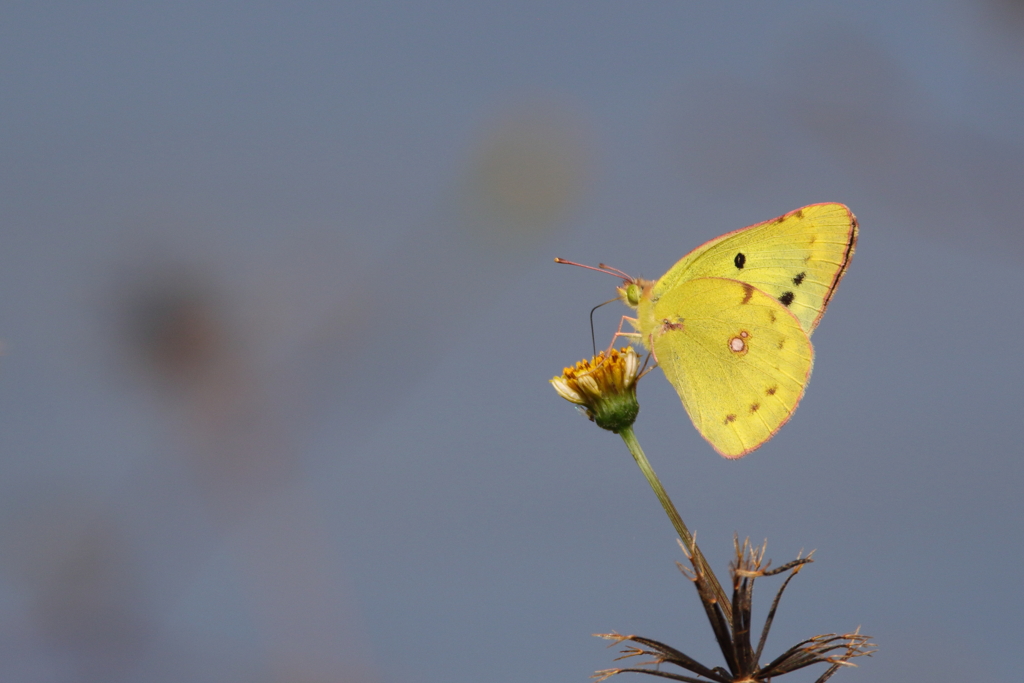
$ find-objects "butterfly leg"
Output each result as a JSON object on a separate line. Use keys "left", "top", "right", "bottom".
{"left": 609, "top": 315, "right": 644, "bottom": 351}
{"left": 610, "top": 316, "right": 659, "bottom": 375}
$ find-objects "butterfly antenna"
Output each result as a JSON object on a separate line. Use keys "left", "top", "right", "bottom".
{"left": 597, "top": 263, "right": 633, "bottom": 280}
{"left": 554, "top": 258, "right": 633, "bottom": 282}
{"left": 554, "top": 258, "right": 632, "bottom": 356}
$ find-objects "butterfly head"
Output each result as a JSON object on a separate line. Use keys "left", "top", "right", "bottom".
{"left": 616, "top": 278, "right": 653, "bottom": 311}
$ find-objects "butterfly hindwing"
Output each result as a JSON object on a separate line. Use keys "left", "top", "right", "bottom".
{"left": 642, "top": 277, "right": 814, "bottom": 458}
{"left": 651, "top": 203, "right": 857, "bottom": 335}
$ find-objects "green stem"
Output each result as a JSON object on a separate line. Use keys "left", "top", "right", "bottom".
{"left": 618, "top": 425, "right": 731, "bottom": 622}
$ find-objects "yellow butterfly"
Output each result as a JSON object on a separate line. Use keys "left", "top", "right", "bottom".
{"left": 560, "top": 203, "right": 857, "bottom": 458}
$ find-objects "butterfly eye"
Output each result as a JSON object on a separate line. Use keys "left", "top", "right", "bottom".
{"left": 626, "top": 283, "right": 643, "bottom": 306}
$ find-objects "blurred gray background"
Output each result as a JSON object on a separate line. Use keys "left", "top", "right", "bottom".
{"left": 1, "top": 2, "right": 1022, "bottom": 681}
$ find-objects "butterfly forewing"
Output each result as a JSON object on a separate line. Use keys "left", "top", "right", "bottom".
{"left": 645, "top": 277, "right": 814, "bottom": 458}
{"left": 652, "top": 203, "right": 857, "bottom": 335}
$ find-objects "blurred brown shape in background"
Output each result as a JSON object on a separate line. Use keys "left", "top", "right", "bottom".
{"left": 461, "top": 104, "right": 589, "bottom": 249}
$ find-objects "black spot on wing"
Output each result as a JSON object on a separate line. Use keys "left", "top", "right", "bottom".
{"left": 724, "top": 414, "right": 737, "bottom": 424}
{"left": 779, "top": 291, "right": 795, "bottom": 307}
{"left": 734, "top": 252, "right": 746, "bottom": 269}
{"left": 749, "top": 402, "right": 760, "bottom": 414}
{"left": 792, "top": 272, "right": 806, "bottom": 286}
{"left": 766, "top": 385, "right": 777, "bottom": 396}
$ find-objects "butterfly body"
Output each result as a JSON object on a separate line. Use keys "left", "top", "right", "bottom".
{"left": 617, "top": 203, "right": 857, "bottom": 458}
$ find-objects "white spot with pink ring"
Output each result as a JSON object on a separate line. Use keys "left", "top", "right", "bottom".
{"left": 729, "top": 330, "right": 750, "bottom": 353}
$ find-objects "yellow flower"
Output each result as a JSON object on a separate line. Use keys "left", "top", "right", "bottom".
{"left": 551, "top": 347, "right": 642, "bottom": 433}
